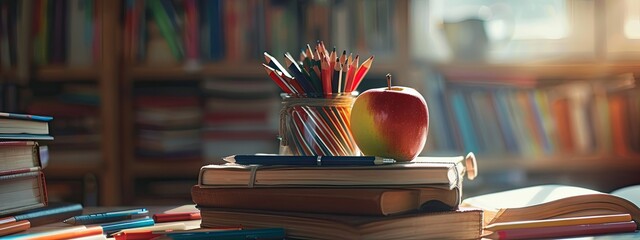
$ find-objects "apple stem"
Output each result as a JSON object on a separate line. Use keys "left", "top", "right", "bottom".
{"left": 386, "top": 73, "right": 392, "bottom": 90}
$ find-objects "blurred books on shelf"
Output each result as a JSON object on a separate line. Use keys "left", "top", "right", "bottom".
{"left": 124, "top": 0, "right": 399, "bottom": 66}
{"left": 426, "top": 71, "right": 640, "bottom": 163}
{"left": 26, "top": 0, "right": 100, "bottom": 67}
{"left": 134, "top": 83, "right": 202, "bottom": 161}
{"left": 25, "top": 84, "right": 100, "bottom": 166}
{"left": 201, "top": 78, "right": 279, "bottom": 163}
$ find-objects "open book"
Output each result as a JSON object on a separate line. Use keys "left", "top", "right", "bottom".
{"left": 461, "top": 184, "right": 640, "bottom": 228}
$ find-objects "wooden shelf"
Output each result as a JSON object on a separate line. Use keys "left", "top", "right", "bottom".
{"left": 36, "top": 66, "right": 99, "bottom": 81}
{"left": 436, "top": 61, "right": 640, "bottom": 81}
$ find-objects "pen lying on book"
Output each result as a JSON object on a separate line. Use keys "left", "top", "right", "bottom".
{"left": 223, "top": 154, "right": 396, "bottom": 166}
{"left": 63, "top": 208, "right": 149, "bottom": 225}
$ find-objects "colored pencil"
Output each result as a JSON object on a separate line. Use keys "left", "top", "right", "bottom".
{"left": 344, "top": 55, "right": 358, "bottom": 92}
{"left": 350, "top": 55, "right": 374, "bottom": 92}
{"left": 263, "top": 52, "right": 293, "bottom": 79}
{"left": 263, "top": 64, "right": 294, "bottom": 94}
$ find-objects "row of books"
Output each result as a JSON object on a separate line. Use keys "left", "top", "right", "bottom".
{"left": 133, "top": 79, "right": 280, "bottom": 163}
{"left": 425, "top": 72, "right": 640, "bottom": 158}
{"left": 201, "top": 78, "right": 280, "bottom": 163}
{"left": 123, "top": 0, "right": 397, "bottom": 65}
{"left": 25, "top": 83, "right": 101, "bottom": 168}
{"left": 134, "top": 82, "right": 202, "bottom": 161}
{"left": 0, "top": 0, "right": 100, "bottom": 67}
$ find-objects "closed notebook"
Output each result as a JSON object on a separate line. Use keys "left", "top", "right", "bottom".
{"left": 461, "top": 184, "right": 640, "bottom": 228}
{"left": 198, "top": 154, "right": 476, "bottom": 189}
{"left": 0, "top": 112, "right": 52, "bottom": 135}
{"left": 199, "top": 207, "right": 483, "bottom": 240}
{"left": 191, "top": 185, "right": 461, "bottom": 216}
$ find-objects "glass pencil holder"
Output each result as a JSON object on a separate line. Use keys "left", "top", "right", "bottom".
{"left": 278, "top": 93, "right": 360, "bottom": 156}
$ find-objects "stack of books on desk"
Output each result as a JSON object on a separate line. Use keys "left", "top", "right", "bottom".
{"left": 0, "top": 112, "right": 53, "bottom": 216}
{"left": 192, "top": 153, "right": 482, "bottom": 239}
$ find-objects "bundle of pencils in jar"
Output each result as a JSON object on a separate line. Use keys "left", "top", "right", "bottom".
{"left": 262, "top": 41, "right": 374, "bottom": 156}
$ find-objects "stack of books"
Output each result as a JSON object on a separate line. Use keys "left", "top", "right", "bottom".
{"left": 192, "top": 153, "right": 482, "bottom": 239}
{"left": 0, "top": 112, "right": 53, "bottom": 216}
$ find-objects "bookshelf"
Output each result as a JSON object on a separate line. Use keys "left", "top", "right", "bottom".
{"left": 0, "top": 0, "right": 122, "bottom": 206}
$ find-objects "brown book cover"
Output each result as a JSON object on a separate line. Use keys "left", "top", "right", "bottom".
{"left": 198, "top": 153, "right": 477, "bottom": 189}
{"left": 191, "top": 185, "right": 461, "bottom": 216}
{"left": 199, "top": 207, "right": 483, "bottom": 240}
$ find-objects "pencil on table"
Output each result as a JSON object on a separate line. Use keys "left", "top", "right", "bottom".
{"left": 350, "top": 55, "right": 374, "bottom": 92}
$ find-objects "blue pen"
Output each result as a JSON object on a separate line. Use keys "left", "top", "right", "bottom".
{"left": 223, "top": 154, "right": 396, "bottom": 166}
{"left": 101, "top": 217, "right": 155, "bottom": 234}
{"left": 63, "top": 208, "right": 149, "bottom": 225}
{"left": 165, "top": 228, "right": 286, "bottom": 240}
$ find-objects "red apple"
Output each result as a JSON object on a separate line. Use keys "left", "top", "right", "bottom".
{"left": 350, "top": 74, "right": 429, "bottom": 161}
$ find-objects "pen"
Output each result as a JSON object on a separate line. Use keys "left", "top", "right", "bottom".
{"left": 101, "top": 217, "right": 155, "bottom": 235}
{"left": 153, "top": 212, "right": 201, "bottom": 223}
{"left": 223, "top": 154, "right": 396, "bottom": 166}
{"left": 63, "top": 208, "right": 149, "bottom": 225}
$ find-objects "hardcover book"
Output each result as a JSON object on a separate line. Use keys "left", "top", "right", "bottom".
{"left": 0, "top": 112, "right": 52, "bottom": 135}
{"left": 0, "top": 141, "right": 43, "bottom": 176}
{"left": 191, "top": 185, "right": 461, "bottom": 216}
{"left": 0, "top": 171, "right": 48, "bottom": 216}
{"left": 199, "top": 207, "right": 483, "bottom": 240}
{"left": 198, "top": 153, "right": 476, "bottom": 189}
